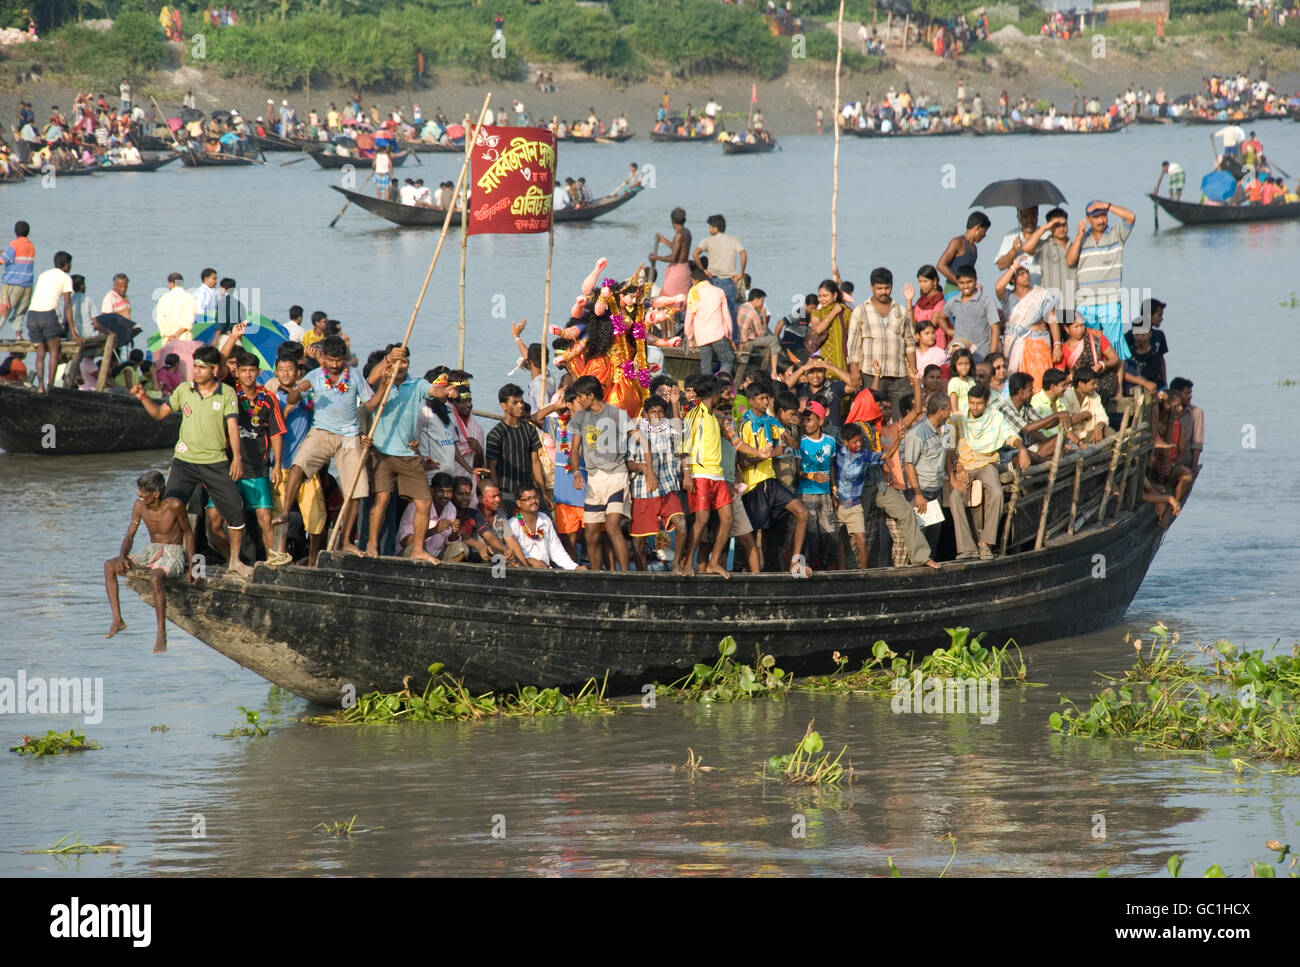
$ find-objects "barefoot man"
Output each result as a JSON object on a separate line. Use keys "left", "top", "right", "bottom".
{"left": 105, "top": 471, "right": 196, "bottom": 653}
{"left": 131, "top": 343, "right": 253, "bottom": 577}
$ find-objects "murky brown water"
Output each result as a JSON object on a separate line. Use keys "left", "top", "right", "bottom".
{"left": 3, "top": 124, "right": 1298, "bottom": 875}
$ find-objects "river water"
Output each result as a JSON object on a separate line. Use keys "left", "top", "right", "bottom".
{"left": 2, "top": 123, "right": 1297, "bottom": 877}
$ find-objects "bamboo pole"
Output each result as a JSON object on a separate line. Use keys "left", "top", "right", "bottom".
{"left": 830, "top": 0, "right": 844, "bottom": 277}
{"left": 999, "top": 465, "right": 1020, "bottom": 555}
{"left": 458, "top": 113, "right": 472, "bottom": 369}
{"left": 1122, "top": 394, "right": 1150, "bottom": 512}
{"left": 95, "top": 332, "right": 116, "bottom": 391}
{"left": 1096, "top": 398, "right": 1133, "bottom": 522}
{"left": 1066, "top": 449, "right": 1084, "bottom": 535}
{"left": 1034, "top": 429, "right": 1066, "bottom": 550}
{"left": 327, "top": 94, "right": 493, "bottom": 555}
{"left": 903, "top": 14, "right": 910, "bottom": 52}
{"left": 542, "top": 115, "right": 557, "bottom": 402}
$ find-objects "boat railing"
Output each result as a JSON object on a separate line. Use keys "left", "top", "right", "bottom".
{"left": 996, "top": 392, "right": 1154, "bottom": 554}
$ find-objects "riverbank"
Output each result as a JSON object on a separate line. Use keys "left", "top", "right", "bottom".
{"left": 2, "top": 25, "right": 1298, "bottom": 138}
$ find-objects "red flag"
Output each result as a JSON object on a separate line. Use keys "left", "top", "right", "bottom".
{"left": 467, "top": 126, "right": 557, "bottom": 235}
{"left": 751, "top": 83, "right": 758, "bottom": 104}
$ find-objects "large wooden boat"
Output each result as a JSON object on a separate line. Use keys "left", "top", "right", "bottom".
{"left": 649, "top": 130, "right": 716, "bottom": 143}
{"left": 400, "top": 140, "right": 464, "bottom": 154}
{"left": 129, "top": 399, "right": 1172, "bottom": 704}
{"left": 248, "top": 131, "right": 308, "bottom": 152}
{"left": 1147, "top": 192, "right": 1300, "bottom": 225}
{"left": 1017, "top": 119, "right": 1128, "bottom": 135}
{"left": 178, "top": 149, "right": 260, "bottom": 167}
{"left": 1135, "top": 113, "right": 1172, "bottom": 125}
{"left": 94, "top": 153, "right": 180, "bottom": 173}
{"left": 20, "top": 162, "right": 97, "bottom": 176}
{"left": 309, "top": 149, "right": 410, "bottom": 170}
{"left": 0, "top": 382, "right": 180, "bottom": 454}
{"left": 1175, "top": 110, "right": 1262, "bottom": 125}
{"left": 721, "top": 138, "right": 778, "bottom": 154}
{"left": 558, "top": 132, "right": 635, "bottom": 144}
{"left": 329, "top": 185, "right": 642, "bottom": 227}
{"left": 845, "top": 125, "right": 963, "bottom": 138}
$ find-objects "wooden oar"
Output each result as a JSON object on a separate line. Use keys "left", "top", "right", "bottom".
{"left": 327, "top": 169, "right": 374, "bottom": 227}
{"left": 280, "top": 154, "right": 311, "bottom": 167}
{"left": 327, "top": 93, "right": 494, "bottom": 555}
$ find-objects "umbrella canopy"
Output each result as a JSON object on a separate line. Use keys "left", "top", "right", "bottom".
{"left": 970, "top": 178, "right": 1067, "bottom": 210}
{"left": 147, "top": 314, "right": 291, "bottom": 373}
{"left": 211, "top": 108, "right": 233, "bottom": 120}
{"left": 1200, "top": 170, "right": 1236, "bottom": 203}
{"left": 180, "top": 107, "right": 204, "bottom": 123}
{"left": 331, "top": 134, "right": 357, "bottom": 148}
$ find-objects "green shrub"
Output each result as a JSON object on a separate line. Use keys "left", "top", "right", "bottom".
{"left": 619, "top": 0, "right": 786, "bottom": 79}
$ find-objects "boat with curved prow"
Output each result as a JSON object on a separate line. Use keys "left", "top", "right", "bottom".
{"left": 178, "top": 150, "right": 259, "bottom": 168}
{"left": 309, "top": 149, "right": 410, "bottom": 170}
{"left": 328, "top": 185, "right": 643, "bottom": 228}
{"left": 1148, "top": 192, "right": 1300, "bottom": 225}
{"left": 559, "top": 132, "right": 636, "bottom": 144}
{"left": 128, "top": 397, "right": 1175, "bottom": 704}
{"left": 94, "top": 153, "right": 180, "bottom": 173}
{"left": 722, "top": 138, "right": 778, "bottom": 154}
{"left": 0, "top": 382, "right": 180, "bottom": 455}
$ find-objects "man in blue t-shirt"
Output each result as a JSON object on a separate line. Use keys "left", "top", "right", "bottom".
{"left": 271, "top": 356, "right": 326, "bottom": 565}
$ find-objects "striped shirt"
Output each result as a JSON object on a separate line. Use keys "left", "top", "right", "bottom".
{"left": 846, "top": 299, "right": 915, "bottom": 378}
{"left": 1075, "top": 221, "right": 1132, "bottom": 302}
{"left": 485, "top": 420, "right": 541, "bottom": 494}
{"left": 1, "top": 237, "right": 34, "bottom": 287}
{"left": 737, "top": 301, "right": 768, "bottom": 344}
{"left": 628, "top": 419, "right": 683, "bottom": 499}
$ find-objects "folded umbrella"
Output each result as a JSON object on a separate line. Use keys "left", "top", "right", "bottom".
{"left": 970, "top": 178, "right": 1067, "bottom": 209}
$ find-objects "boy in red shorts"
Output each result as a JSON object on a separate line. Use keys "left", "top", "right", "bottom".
{"left": 627, "top": 395, "right": 688, "bottom": 573}
{"left": 681, "top": 375, "right": 733, "bottom": 579}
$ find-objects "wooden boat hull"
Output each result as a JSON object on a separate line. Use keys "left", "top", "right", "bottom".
{"left": 0, "top": 382, "right": 179, "bottom": 454}
{"left": 129, "top": 505, "right": 1170, "bottom": 704}
{"left": 649, "top": 131, "right": 715, "bottom": 143}
{"left": 401, "top": 141, "right": 464, "bottom": 153}
{"left": 1018, "top": 120, "right": 1128, "bottom": 134}
{"left": 1176, "top": 112, "right": 1261, "bottom": 125}
{"left": 722, "top": 139, "right": 777, "bottom": 154}
{"left": 94, "top": 154, "right": 179, "bottom": 173}
{"left": 178, "top": 151, "right": 258, "bottom": 167}
{"left": 248, "top": 133, "right": 307, "bottom": 152}
{"left": 559, "top": 132, "right": 635, "bottom": 143}
{"left": 845, "top": 126, "right": 963, "bottom": 138}
{"left": 1148, "top": 192, "right": 1300, "bottom": 225}
{"left": 309, "top": 150, "right": 410, "bottom": 170}
{"left": 329, "top": 185, "right": 642, "bottom": 227}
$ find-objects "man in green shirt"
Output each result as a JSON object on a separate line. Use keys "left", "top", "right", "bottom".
{"left": 131, "top": 344, "right": 251, "bottom": 577}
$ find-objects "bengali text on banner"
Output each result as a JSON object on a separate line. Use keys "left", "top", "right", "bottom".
{"left": 467, "top": 126, "right": 557, "bottom": 235}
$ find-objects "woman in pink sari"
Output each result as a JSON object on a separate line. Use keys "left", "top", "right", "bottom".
{"left": 995, "top": 256, "right": 1060, "bottom": 392}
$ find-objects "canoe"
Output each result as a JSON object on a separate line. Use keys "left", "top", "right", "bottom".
{"left": 1148, "top": 192, "right": 1300, "bottom": 225}
{"left": 1017, "top": 119, "right": 1128, "bottom": 134}
{"left": 400, "top": 140, "right": 464, "bottom": 154}
{"left": 248, "top": 132, "right": 308, "bottom": 152}
{"left": 1135, "top": 114, "right": 1172, "bottom": 125}
{"left": 309, "top": 149, "right": 410, "bottom": 170}
{"left": 329, "top": 184, "right": 643, "bottom": 227}
{"left": 558, "top": 132, "right": 635, "bottom": 143}
{"left": 846, "top": 125, "right": 964, "bottom": 138}
{"left": 178, "top": 150, "right": 259, "bottom": 167}
{"left": 137, "top": 134, "right": 175, "bottom": 152}
{"left": 1175, "top": 110, "right": 1262, "bottom": 125}
{"left": 721, "top": 138, "right": 778, "bottom": 154}
{"left": 126, "top": 406, "right": 1171, "bottom": 704}
{"left": 94, "top": 154, "right": 179, "bottom": 173}
{"left": 21, "top": 162, "right": 96, "bottom": 176}
{"left": 0, "top": 382, "right": 180, "bottom": 455}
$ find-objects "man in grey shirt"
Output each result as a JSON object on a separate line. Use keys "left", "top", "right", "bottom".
{"left": 692, "top": 213, "right": 746, "bottom": 342}
{"left": 943, "top": 264, "right": 1000, "bottom": 362}
{"left": 566, "top": 375, "right": 630, "bottom": 571}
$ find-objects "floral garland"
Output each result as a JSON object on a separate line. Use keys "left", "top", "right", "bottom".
{"left": 513, "top": 513, "right": 541, "bottom": 541}
{"left": 234, "top": 382, "right": 269, "bottom": 428}
{"left": 323, "top": 367, "right": 351, "bottom": 394}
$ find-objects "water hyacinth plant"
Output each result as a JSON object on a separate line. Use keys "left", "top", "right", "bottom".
{"left": 802, "top": 628, "right": 1029, "bottom": 695}
{"left": 764, "top": 721, "right": 849, "bottom": 785}
{"left": 10, "top": 729, "right": 101, "bottom": 756}
{"left": 656, "top": 637, "right": 790, "bottom": 703}
{"left": 1050, "top": 625, "right": 1300, "bottom": 760}
{"left": 25, "top": 833, "right": 123, "bottom": 855}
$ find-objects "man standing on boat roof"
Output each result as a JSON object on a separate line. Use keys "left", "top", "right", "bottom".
{"left": 691, "top": 214, "right": 746, "bottom": 342}
{"left": 1066, "top": 198, "right": 1136, "bottom": 362}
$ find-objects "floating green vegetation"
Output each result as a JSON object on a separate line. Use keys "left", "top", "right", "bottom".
{"left": 764, "top": 721, "right": 849, "bottom": 786}
{"left": 25, "top": 833, "right": 123, "bottom": 855}
{"left": 217, "top": 706, "right": 270, "bottom": 739}
{"left": 1050, "top": 625, "right": 1300, "bottom": 760}
{"left": 10, "top": 729, "right": 101, "bottom": 757}
{"left": 150, "top": 724, "right": 169, "bottom": 732}
{"left": 656, "top": 637, "right": 790, "bottom": 704}
{"left": 309, "top": 665, "right": 618, "bottom": 726}
{"left": 802, "top": 628, "right": 1029, "bottom": 695}
{"left": 1166, "top": 840, "right": 1297, "bottom": 878}
{"left": 883, "top": 835, "right": 958, "bottom": 877}
{"left": 1280, "top": 291, "right": 1297, "bottom": 309}
{"left": 1277, "top": 378, "right": 1297, "bottom": 388}
{"left": 314, "top": 815, "right": 382, "bottom": 837}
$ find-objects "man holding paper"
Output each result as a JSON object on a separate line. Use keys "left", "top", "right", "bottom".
{"left": 903, "top": 390, "right": 953, "bottom": 558}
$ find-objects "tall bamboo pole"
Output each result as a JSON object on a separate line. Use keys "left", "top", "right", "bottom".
{"left": 327, "top": 94, "right": 493, "bottom": 554}
{"left": 1034, "top": 429, "right": 1066, "bottom": 550}
{"left": 1097, "top": 399, "right": 1133, "bottom": 523}
{"left": 458, "top": 113, "right": 472, "bottom": 369}
{"left": 831, "top": 0, "right": 844, "bottom": 277}
{"left": 542, "top": 115, "right": 558, "bottom": 395}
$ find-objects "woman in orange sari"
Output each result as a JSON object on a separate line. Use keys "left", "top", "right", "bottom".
{"left": 995, "top": 256, "right": 1060, "bottom": 392}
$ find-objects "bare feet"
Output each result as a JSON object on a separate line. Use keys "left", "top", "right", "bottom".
{"left": 673, "top": 563, "right": 692, "bottom": 577}
{"left": 106, "top": 618, "right": 126, "bottom": 639}
{"left": 923, "top": 559, "right": 941, "bottom": 570}
{"left": 341, "top": 542, "right": 364, "bottom": 557}
{"left": 411, "top": 549, "right": 440, "bottom": 565}
{"left": 363, "top": 545, "right": 379, "bottom": 558}
{"left": 227, "top": 559, "right": 253, "bottom": 579}
{"left": 153, "top": 633, "right": 168, "bottom": 655}
{"left": 702, "top": 562, "right": 731, "bottom": 580}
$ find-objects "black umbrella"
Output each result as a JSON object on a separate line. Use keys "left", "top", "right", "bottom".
{"left": 970, "top": 178, "right": 1067, "bottom": 210}
{"left": 210, "top": 108, "right": 233, "bottom": 120}
{"left": 179, "top": 107, "right": 203, "bottom": 123}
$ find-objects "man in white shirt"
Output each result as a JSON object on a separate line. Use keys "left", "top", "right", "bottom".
{"left": 994, "top": 206, "right": 1041, "bottom": 283}
{"left": 101, "top": 272, "right": 131, "bottom": 319}
{"left": 193, "top": 267, "right": 218, "bottom": 324}
{"left": 155, "top": 272, "right": 197, "bottom": 342}
{"left": 413, "top": 179, "right": 433, "bottom": 207}
{"left": 27, "top": 250, "right": 78, "bottom": 392}
{"left": 1215, "top": 123, "right": 1246, "bottom": 158}
{"left": 398, "top": 178, "right": 418, "bottom": 206}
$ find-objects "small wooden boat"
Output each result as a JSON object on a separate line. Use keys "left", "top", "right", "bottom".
{"left": 400, "top": 140, "right": 464, "bottom": 154}
{"left": 94, "top": 153, "right": 180, "bottom": 173}
{"left": 127, "top": 399, "right": 1172, "bottom": 704}
{"left": 21, "top": 162, "right": 97, "bottom": 176}
{"left": 310, "top": 149, "right": 410, "bottom": 170}
{"left": 137, "top": 134, "right": 175, "bottom": 152}
{"left": 178, "top": 149, "right": 260, "bottom": 167}
{"left": 721, "top": 138, "right": 777, "bottom": 154}
{"left": 248, "top": 131, "right": 307, "bottom": 152}
{"left": 1017, "top": 119, "right": 1128, "bottom": 135}
{"left": 558, "top": 132, "right": 635, "bottom": 144}
{"left": 0, "top": 382, "right": 180, "bottom": 455}
{"left": 1148, "top": 192, "right": 1300, "bottom": 225}
{"left": 329, "top": 184, "right": 642, "bottom": 227}
{"left": 0, "top": 171, "right": 26, "bottom": 184}
{"left": 649, "top": 130, "right": 715, "bottom": 143}
{"left": 1175, "top": 110, "right": 1262, "bottom": 125}
{"left": 844, "top": 125, "right": 963, "bottom": 138}
{"left": 1135, "top": 113, "right": 1172, "bottom": 125}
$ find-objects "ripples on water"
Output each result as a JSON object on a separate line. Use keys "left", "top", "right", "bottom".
{"left": 2, "top": 124, "right": 1298, "bottom": 875}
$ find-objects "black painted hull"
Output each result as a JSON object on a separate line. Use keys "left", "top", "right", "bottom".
{"left": 94, "top": 154, "right": 179, "bottom": 172}
{"left": 328, "top": 185, "right": 642, "bottom": 227}
{"left": 722, "top": 139, "right": 777, "bottom": 154}
{"left": 402, "top": 141, "right": 464, "bottom": 153}
{"left": 558, "top": 132, "right": 635, "bottom": 143}
{"left": 248, "top": 132, "right": 307, "bottom": 152}
{"left": 178, "top": 152, "right": 258, "bottom": 167}
{"left": 1148, "top": 192, "right": 1300, "bottom": 224}
{"left": 131, "top": 507, "right": 1170, "bottom": 704}
{"left": 0, "top": 383, "right": 179, "bottom": 454}
{"left": 846, "top": 126, "right": 963, "bottom": 138}
{"left": 309, "top": 150, "right": 410, "bottom": 170}
{"left": 649, "top": 131, "right": 714, "bottom": 143}
{"left": 1018, "top": 120, "right": 1128, "bottom": 134}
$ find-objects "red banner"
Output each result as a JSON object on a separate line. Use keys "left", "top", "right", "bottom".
{"left": 467, "top": 126, "right": 557, "bottom": 235}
